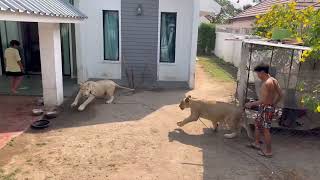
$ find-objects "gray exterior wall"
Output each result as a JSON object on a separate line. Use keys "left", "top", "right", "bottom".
{"left": 121, "top": 0, "right": 159, "bottom": 88}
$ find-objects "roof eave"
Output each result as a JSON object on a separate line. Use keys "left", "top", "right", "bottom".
{"left": 230, "top": 16, "right": 256, "bottom": 22}
{"left": 0, "top": 11, "right": 86, "bottom": 23}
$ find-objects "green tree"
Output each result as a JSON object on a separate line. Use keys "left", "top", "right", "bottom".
{"left": 198, "top": 23, "right": 216, "bottom": 55}
{"left": 253, "top": 1, "right": 320, "bottom": 112}
{"left": 215, "top": 0, "right": 242, "bottom": 23}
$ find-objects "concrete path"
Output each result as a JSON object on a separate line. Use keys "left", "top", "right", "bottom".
{"left": 0, "top": 64, "right": 319, "bottom": 180}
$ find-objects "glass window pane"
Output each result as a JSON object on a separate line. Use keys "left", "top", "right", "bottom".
{"left": 0, "top": 21, "right": 22, "bottom": 74}
{"left": 60, "top": 23, "right": 71, "bottom": 75}
{"left": 160, "top": 12, "right": 177, "bottom": 63}
{"left": 103, "top": 10, "right": 119, "bottom": 61}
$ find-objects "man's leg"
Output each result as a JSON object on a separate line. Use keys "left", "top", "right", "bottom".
{"left": 10, "top": 77, "right": 18, "bottom": 93}
{"left": 13, "top": 76, "right": 23, "bottom": 90}
{"left": 262, "top": 106, "right": 274, "bottom": 156}
{"left": 254, "top": 125, "right": 261, "bottom": 146}
{"left": 10, "top": 77, "right": 15, "bottom": 93}
{"left": 263, "top": 128, "right": 272, "bottom": 155}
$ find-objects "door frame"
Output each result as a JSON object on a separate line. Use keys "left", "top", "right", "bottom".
{"left": 0, "top": 31, "right": 4, "bottom": 75}
{"left": 20, "top": 22, "right": 41, "bottom": 75}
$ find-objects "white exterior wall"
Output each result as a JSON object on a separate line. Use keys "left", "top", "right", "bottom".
{"left": 189, "top": 0, "right": 200, "bottom": 88}
{"left": 214, "top": 32, "right": 243, "bottom": 68}
{"left": 75, "top": 0, "right": 197, "bottom": 85}
{"left": 76, "top": 0, "right": 121, "bottom": 82}
{"left": 158, "top": 0, "right": 194, "bottom": 82}
{"left": 38, "top": 23, "right": 64, "bottom": 106}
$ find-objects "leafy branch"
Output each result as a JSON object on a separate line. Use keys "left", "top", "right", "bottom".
{"left": 253, "top": 1, "right": 320, "bottom": 112}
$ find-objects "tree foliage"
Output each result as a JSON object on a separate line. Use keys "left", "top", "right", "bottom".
{"left": 253, "top": 1, "right": 320, "bottom": 112}
{"left": 243, "top": 4, "right": 253, "bottom": 10}
{"left": 254, "top": 1, "right": 319, "bottom": 60}
{"left": 214, "top": 0, "right": 242, "bottom": 23}
{"left": 198, "top": 23, "right": 216, "bottom": 55}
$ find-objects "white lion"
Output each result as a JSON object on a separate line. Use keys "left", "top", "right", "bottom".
{"left": 71, "top": 80, "right": 134, "bottom": 111}
{"left": 178, "top": 95, "right": 252, "bottom": 139}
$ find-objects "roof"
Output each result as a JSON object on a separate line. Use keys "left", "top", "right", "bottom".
{"left": 232, "top": 0, "right": 320, "bottom": 20}
{"left": 243, "top": 39, "right": 311, "bottom": 51}
{"left": 0, "top": 0, "right": 87, "bottom": 20}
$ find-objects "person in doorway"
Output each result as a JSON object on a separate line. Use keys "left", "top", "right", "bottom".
{"left": 4, "top": 40, "right": 24, "bottom": 94}
{"left": 245, "top": 64, "right": 282, "bottom": 158}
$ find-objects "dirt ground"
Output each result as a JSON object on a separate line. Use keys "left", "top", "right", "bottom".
{"left": 1, "top": 63, "right": 320, "bottom": 180}
{"left": 0, "top": 96, "right": 37, "bottom": 149}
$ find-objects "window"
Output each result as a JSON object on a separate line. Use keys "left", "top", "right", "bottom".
{"left": 103, "top": 10, "right": 119, "bottom": 61}
{"left": 160, "top": 12, "right": 177, "bottom": 63}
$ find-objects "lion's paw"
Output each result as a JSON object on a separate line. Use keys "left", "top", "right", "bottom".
{"left": 71, "top": 103, "right": 77, "bottom": 108}
{"left": 177, "top": 121, "right": 184, "bottom": 127}
{"left": 78, "top": 106, "right": 85, "bottom": 111}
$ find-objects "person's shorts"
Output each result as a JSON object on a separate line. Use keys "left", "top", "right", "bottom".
{"left": 6, "top": 71, "right": 24, "bottom": 77}
{"left": 255, "top": 105, "right": 275, "bottom": 129}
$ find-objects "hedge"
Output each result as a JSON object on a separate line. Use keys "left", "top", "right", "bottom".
{"left": 198, "top": 23, "right": 216, "bottom": 55}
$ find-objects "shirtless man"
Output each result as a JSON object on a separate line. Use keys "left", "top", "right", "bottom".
{"left": 245, "top": 64, "right": 282, "bottom": 158}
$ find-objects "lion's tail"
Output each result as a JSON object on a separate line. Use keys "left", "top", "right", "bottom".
{"left": 224, "top": 111, "right": 253, "bottom": 139}
{"left": 239, "top": 111, "right": 254, "bottom": 139}
{"left": 224, "top": 132, "right": 238, "bottom": 139}
{"left": 115, "top": 84, "right": 135, "bottom": 91}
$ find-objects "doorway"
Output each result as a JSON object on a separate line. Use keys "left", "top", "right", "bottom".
{"left": 0, "top": 21, "right": 77, "bottom": 96}
{"left": 20, "top": 22, "right": 41, "bottom": 74}
{"left": 0, "top": 33, "right": 3, "bottom": 74}
{"left": 0, "top": 21, "right": 74, "bottom": 76}
{"left": 0, "top": 22, "right": 41, "bottom": 75}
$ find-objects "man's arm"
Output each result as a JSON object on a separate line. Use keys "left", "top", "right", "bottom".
{"left": 245, "top": 82, "right": 269, "bottom": 108}
{"left": 15, "top": 50, "right": 24, "bottom": 72}
{"left": 246, "top": 100, "right": 262, "bottom": 108}
{"left": 273, "top": 80, "right": 283, "bottom": 105}
{"left": 245, "top": 96, "right": 264, "bottom": 108}
{"left": 17, "top": 61, "right": 24, "bottom": 72}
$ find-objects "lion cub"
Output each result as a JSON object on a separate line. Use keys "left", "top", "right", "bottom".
{"left": 178, "top": 95, "right": 252, "bottom": 139}
{"left": 71, "top": 80, "right": 134, "bottom": 111}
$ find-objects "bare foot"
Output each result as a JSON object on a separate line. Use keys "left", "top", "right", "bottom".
{"left": 18, "top": 86, "right": 28, "bottom": 90}
{"left": 10, "top": 89, "right": 18, "bottom": 94}
{"left": 258, "top": 150, "right": 273, "bottom": 158}
{"left": 246, "top": 142, "right": 261, "bottom": 150}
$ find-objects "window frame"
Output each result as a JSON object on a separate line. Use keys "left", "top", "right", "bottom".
{"left": 159, "top": 12, "right": 177, "bottom": 63}
{"left": 103, "top": 10, "right": 120, "bottom": 61}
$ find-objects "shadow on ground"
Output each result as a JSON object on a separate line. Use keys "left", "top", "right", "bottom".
{"left": 168, "top": 127, "right": 320, "bottom": 180}
{"left": 28, "top": 89, "right": 188, "bottom": 133}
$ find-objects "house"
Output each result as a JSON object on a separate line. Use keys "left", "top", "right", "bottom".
{"left": 214, "top": 0, "right": 320, "bottom": 68}
{"left": 224, "top": 0, "right": 320, "bottom": 34}
{"left": 0, "top": 0, "right": 200, "bottom": 106}
{"left": 199, "top": 0, "right": 221, "bottom": 25}
{"left": 0, "top": 0, "right": 86, "bottom": 106}
{"left": 75, "top": 0, "right": 199, "bottom": 89}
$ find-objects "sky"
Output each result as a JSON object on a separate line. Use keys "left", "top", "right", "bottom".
{"left": 229, "top": 0, "right": 256, "bottom": 9}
